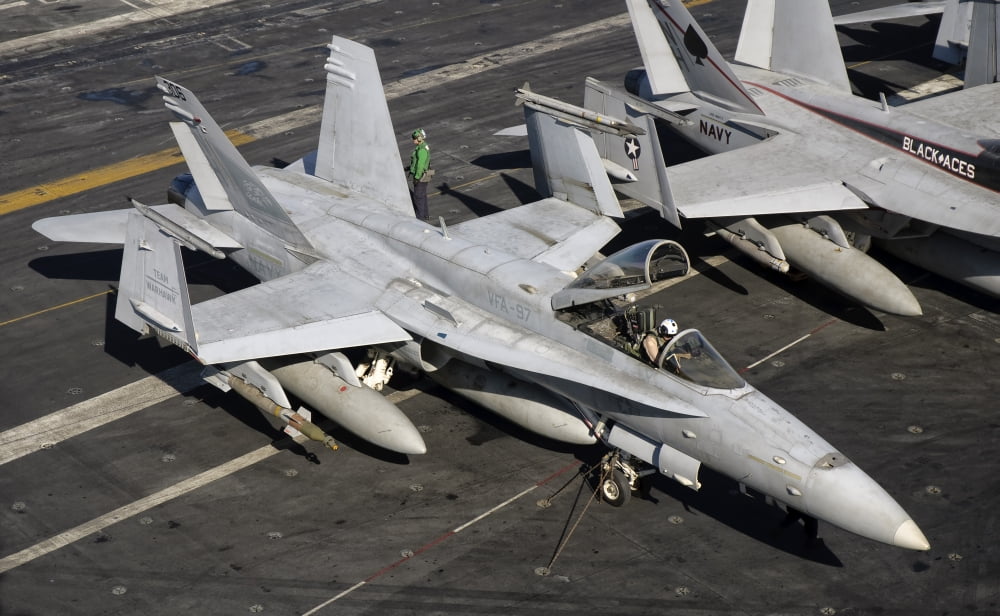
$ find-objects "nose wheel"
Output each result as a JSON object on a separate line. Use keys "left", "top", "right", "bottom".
{"left": 597, "top": 450, "right": 648, "bottom": 507}
{"left": 600, "top": 468, "right": 631, "bottom": 507}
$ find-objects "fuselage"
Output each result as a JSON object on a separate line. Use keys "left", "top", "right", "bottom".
{"left": 640, "top": 65, "right": 1000, "bottom": 238}
{"left": 176, "top": 162, "right": 928, "bottom": 549}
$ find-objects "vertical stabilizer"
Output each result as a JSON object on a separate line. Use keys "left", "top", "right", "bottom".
{"left": 525, "top": 107, "right": 623, "bottom": 218}
{"left": 314, "top": 36, "right": 412, "bottom": 214}
{"left": 935, "top": 0, "right": 973, "bottom": 65}
{"left": 642, "top": 0, "right": 763, "bottom": 115}
{"left": 156, "top": 76, "right": 311, "bottom": 249}
{"left": 584, "top": 79, "right": 680, "bottom": 227}
{"left": 626, "top": 0, "right": 688, "bottom": 96}
{"left": 965, "top": 0, "right": 1000, "bottom": 88}
{"left": 734, "top": 0, "right": 851, "bottom": 92}
{"left": 116, "top": 210, "right": 198, "bottom": 355}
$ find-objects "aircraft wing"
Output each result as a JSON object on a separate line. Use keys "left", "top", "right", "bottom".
{"left": 900, "top": 84, "right": 1000, "bottom": 135}
{"left": 666, "top": 137, "right": 868, "bottom": 218}
{"left": 832, "top": 1, "right": 946, "bottom": 24}
{"left": 191, "top": 261, "right": 411, "bottom": 364}
{"left": 451, "top": 197, "right": 620, "bottom": 272}
{"left": 849, "top": 154, "right": 1000, "bottom": 236}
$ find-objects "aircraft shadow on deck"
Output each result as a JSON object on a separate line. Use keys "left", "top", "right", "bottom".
{"left": 435, "top": 172, "right": 542, "bottom": 218}
{"left": 435, "top": 181, "right": 504, "bottom": 218}
{"left": 31, "top": 248, "right": 257, "bottom": 292}
{"left": 837, "top": 20, "right": 941, "bottom": 66}
{"left": 30, "top": 248, "right": 126, "bottom": 283}
{"left": 415, "top": 383, "right": 843, "bottom": 564}
{"left": 647, "top": 467, "right": 843, "bottom": 565}
{"left": 879, "top": 250, "right": 1000, "bottom": 313}
{"left": 100, "top": 292, "right": 194, "bottom": 374}
{"left": 469, "top": 148, "right": 532, "bottom": 171}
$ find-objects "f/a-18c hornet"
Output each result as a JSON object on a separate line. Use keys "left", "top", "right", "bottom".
{"left": 33, "top": 35, "right": 929, "bottom": 551}
{"left": 835, "top": 0, "right": 999, "bottom": 89}
{"left": 579, "top": 0, "right": 1000, "bottom": 316}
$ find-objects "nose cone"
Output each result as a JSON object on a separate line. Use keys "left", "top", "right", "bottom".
{"left": 803, "top": 461, "right": 929, "bottom": 550}
{"left": 894, "top": 519, "right": 931, "bottom": 552}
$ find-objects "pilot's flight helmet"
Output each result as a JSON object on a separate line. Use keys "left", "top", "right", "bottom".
{"left": 411, "top": 128, "right": 426, "bottom": 140}
{"left": 659, "top": 318, "right": 678, "bottom": 336}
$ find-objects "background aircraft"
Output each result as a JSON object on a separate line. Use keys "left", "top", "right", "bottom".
{"left": 834, "top": 0, "right": 1000, "bottom": 89}
{"left": 32, "top": 35, "right": 928, "bottom": 551}
{"left": 579, "top": 0, "right": 1000, "bottom": 315}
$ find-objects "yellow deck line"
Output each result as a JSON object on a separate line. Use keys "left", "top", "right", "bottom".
{"left": 0, "top": 290, "right": 111, "bottom": 328}
{"left": 0, "top": 130, "right": 254, "bottom": 216}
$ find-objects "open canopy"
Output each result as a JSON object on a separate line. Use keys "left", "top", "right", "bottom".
{"left": 552, "top": 239, "right": 689, "bottom": 309}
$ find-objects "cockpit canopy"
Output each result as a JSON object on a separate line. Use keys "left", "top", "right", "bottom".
{"left": 551, "top": 239, "right": 689, "bottom": 310}
{"left": 656, "top": 329, "right": 746, "bottom": 390}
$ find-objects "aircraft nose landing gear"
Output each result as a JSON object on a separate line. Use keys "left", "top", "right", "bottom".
{"left": 597, "top": 450, "right": 655, "bottom": 507}
{"left": 600, "top": 467, "right": 631, "bottom": 507}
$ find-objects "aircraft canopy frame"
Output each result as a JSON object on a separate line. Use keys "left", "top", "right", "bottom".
{"left": 551, "top": 239, "right": 689, "bottom": 310}
{"left": 656, "top": 328, "right": 746, "bottom": 390}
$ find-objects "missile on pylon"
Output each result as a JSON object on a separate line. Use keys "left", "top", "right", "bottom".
{"left": 261, "top": 357, "right": 427, "bottom": 455}
{"left": 602, "top": 158, "right": 638, "bottom": 183}
{"left": 768, "top": 222, "right": 922, "bottom": 316}
{"left": 515, "top": 83, "right": 645, "bottom": 136}
{"left": 713, "top": 225, "right": 790, "bottom": 273}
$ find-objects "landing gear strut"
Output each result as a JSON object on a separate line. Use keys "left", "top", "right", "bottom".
{"left": 355, "top": 349, "right": 395, "bottom": 391}
{"left": 597, "top": 450, "right": 654, "bottom": 507}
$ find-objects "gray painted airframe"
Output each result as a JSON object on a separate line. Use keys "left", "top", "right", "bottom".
{"left": 579, "top": 0, "right": 1000, "bottom": 315}
{"left": 33, "top": 35, "right": 928, "bottom": 551}
{"left": 834, "top": 0, "right": 999, "bottom": 88}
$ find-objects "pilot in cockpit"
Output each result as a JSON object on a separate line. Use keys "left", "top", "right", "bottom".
{"left": 642, "top": 318, "right": 678, "bottom": 365}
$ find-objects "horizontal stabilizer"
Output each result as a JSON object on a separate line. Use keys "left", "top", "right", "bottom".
{"left": 191, "top": 261, "right": 411, "bottom": 364}
{"left": 452, "top": 197, "right": 620, "bottom": 273}
{"left": 586, "top": 77, "right": 694, "bottom": 129}
{"left": 584, "top": 82, "right": 681, "bottom": 227}
{"left": 525, "top": 107, "right": 623, "bottom": 217}
{"left": 32, "top": 204, "right": 242, "bottom": 249}
{"left": 115, "top": 211, "right": 197, "bottom": 353}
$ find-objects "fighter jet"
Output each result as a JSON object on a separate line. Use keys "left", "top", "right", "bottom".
{"left": 580, "top": 0, "right": 1000, "bottom": 315}
{"left": 33, "top": 36, "right": 929, "bottom": 551}
{"left": 834, "top": 0, "right": 1000, "bottom": 89}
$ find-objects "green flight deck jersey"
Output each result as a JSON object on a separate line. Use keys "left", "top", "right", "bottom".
{"left": 409, "top": 141, "right": 430, "bottom": 181}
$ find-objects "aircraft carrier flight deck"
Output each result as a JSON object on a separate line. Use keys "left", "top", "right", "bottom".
{"left": 1, "top": 1, "right": 998, "bottom": 614}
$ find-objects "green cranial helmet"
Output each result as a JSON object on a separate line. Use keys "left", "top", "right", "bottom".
{"left": 411, "top": 128, "right": 426, "bottom": 140}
